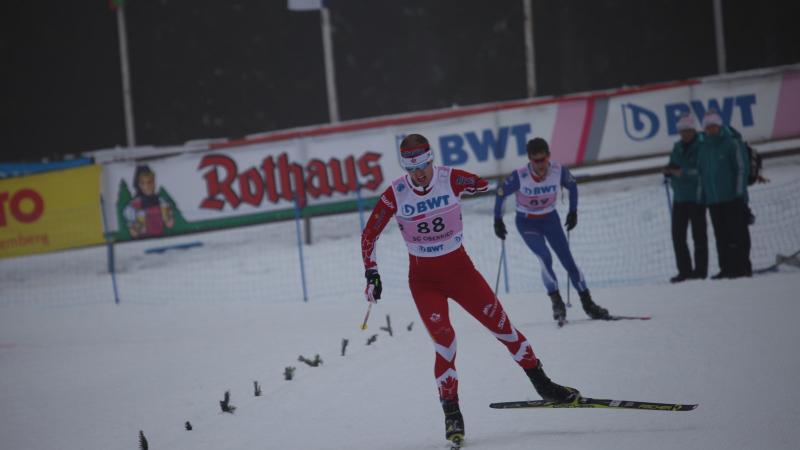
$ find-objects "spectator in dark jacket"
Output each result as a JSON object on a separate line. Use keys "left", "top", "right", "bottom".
{"left": 664, "top": 113, "right": 707, "bottom": 282}
{"left": 696, "top": 110, "right": 751, "bottom": 279}
{"left": 721, "top": 125, "right": 754, "bottom": 275}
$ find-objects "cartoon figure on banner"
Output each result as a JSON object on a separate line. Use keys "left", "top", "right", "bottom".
{"left": 123, "top": 165, "right": 175, "bottom": 238}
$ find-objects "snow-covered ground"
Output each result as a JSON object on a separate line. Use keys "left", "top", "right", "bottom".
{"left": 1, "top": 155, "right": 799, "bottom": 450}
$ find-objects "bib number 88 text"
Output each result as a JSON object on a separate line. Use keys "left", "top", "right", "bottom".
{"left": 417, "top": 217, "right": 445, "bottom": 234}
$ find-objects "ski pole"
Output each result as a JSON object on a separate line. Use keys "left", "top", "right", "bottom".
{"left": 360, "top": 301, "right": 374, "bottom": 330}
{"left": 494, "top": 240, "right": 506, "bottom": 297}
{"left": 663, "top": 175, "right": 673, "bottom": 220}
{"left": 566, "top": 229, "right": 572, "bottom": 308}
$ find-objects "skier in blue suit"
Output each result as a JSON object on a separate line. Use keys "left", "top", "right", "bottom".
{"left": 493, "top": 137, "right": 611, "bottom": 323}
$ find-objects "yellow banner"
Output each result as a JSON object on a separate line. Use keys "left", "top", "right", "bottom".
{"left": 0, "top": 165, "right": 104, "bottom": 258}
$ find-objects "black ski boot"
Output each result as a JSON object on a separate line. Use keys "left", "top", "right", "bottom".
{"left": 525, "top": 360, "right": 580, "bottom": 403}
{"left": 547, "top": 291, "right": 567, "bottom": 327}
{"left": 442, "top": 399, "right": 464, "bottom": 446}
{"left": 549, "top": 291, "right": 567, "bottom": 322}
{"left": 579, "top": 290, "right": 610, "bottom": 320}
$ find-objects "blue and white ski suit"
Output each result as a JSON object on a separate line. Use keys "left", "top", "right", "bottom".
{"left": 493, "top": 162, "right": 588, "bottom": 295}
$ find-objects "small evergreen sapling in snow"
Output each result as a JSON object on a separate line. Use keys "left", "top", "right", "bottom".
{"left": 284, "top": 366, "right": 296, "bottom": 380}
{"left": 254, "top": 380, "right": 262, "bottom": 397}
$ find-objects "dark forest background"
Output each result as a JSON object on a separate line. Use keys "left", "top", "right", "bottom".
{"left": 2, "top": 0, "right": 798, "bottom": 162}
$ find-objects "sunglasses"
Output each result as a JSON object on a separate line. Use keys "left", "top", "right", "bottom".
{"left": 404, "top": 160, "right": 432, "bottom": 172}
{"left": 531, "top": 156, "right": 549, "bottom": 163}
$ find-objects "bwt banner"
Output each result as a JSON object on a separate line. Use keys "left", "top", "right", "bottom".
{"left": 100, "top": 65, "right": 800, "bottom": 241}
{"left": 590, "top": 69, "right": 799, "bottom": 160}
{"left": 0, "top": 165, "right": 103, "bottom": 258}
{"left": 208, "top": 66, "right": 798, "bottom": 176}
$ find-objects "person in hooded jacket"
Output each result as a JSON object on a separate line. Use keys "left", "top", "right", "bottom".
{"left": 696, "top": 111, "right": 751, "bottom": 279}
{"left": 663, "top": 113, "right": 708, "bottom": 282}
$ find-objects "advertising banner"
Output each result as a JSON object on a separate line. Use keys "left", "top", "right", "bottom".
{"left": 772, "top": 70, "right": 800, "bottom": 139}
{"left": 102, "top": 141, "right": 385, "bottom": 238}
{"left": 0, "top": 158, "right": 92, "bottom": 179}
{"left": 101, "top": 102, "right": 576, "bottom": 239}
{"left": 100, "top": 65, "right": 800, "bottom": 241}
{"left": 591, "top": 70, "right": 792, "bottom": 161}
{"left": 0, "top": 165, "right": 103, "bottom": 258}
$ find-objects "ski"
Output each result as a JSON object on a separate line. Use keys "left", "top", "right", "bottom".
{"left": 559, "top": 315, "right": 650, "bottom": 326}
{"left": 754, "top": 250, "right": 800, "bottom": 274}
{"left": 753, "top": 265, "right": 779, "bottom": 275}
{"left": 606, "top": 315, "right": 651, "bottom": 321}
{"left": 490, "top": 396, "right": 697, "bottom": 411}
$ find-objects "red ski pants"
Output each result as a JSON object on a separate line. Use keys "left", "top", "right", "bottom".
{"left": 408, "top": 247, "right": 538, "bottom": 402}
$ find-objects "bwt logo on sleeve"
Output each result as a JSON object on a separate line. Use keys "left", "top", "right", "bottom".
{"left": 621, "top": 94, "right": 756, "bottom": 141}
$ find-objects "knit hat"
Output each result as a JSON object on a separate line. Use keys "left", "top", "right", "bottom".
{"left": 702, "top": 110, "right": 723, "bottom": 128}
{"left": 399, "top": 143, "right": 433, "bottom": 170}
{"left": 676, "top": 114, "right": 696, "bottom": 131}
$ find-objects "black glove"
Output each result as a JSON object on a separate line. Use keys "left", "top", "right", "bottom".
{"left": 494, "top": 218, "right": 507, "bottom": 240}
{"left": 745, "top": 203, "right": 756, "bottom": 226}
{"left": 564, "top": 211, "right": 577, "bottom": 231}
{"left": 364, "top": 269, "right": 382, "bottom": 302}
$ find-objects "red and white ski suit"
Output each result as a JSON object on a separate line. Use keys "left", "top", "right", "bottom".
{"left": 361, "top": 166, "right": 539, "bottom": 402}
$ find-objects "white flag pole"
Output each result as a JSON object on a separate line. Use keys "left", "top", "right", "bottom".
{"left": 321, "top": 5, "right": 340, "bottom": 123}
{"left": 712, "top": 0, "right": 727, "bottom": 74}
{"left": 523, "top": 0, "right": 537, "bottom": 97}
{"left": 116, "top": 4, "right": 136, "bottom": 146}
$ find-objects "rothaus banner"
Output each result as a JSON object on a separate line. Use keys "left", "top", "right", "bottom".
{"left": 100, "top": 65, "right": 799, "bottom": 240}
{"left": 102, "top": 143, "right": 382, "bottom": 239}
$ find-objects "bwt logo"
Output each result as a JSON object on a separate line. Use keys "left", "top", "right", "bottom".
{"left": 621, "top": 94, "right": 756, "bottom": 141}
{"left": 419, "top": 244, "right": 444, "bottom": 253}
{"left": 439, "top": 123, "right": 532, "bottom": 165}
{"left": 522, "top": 185, "right": 556, "bottom": 195}
{"left": 402, "top": 195, "right": 451, "bottom": 216}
